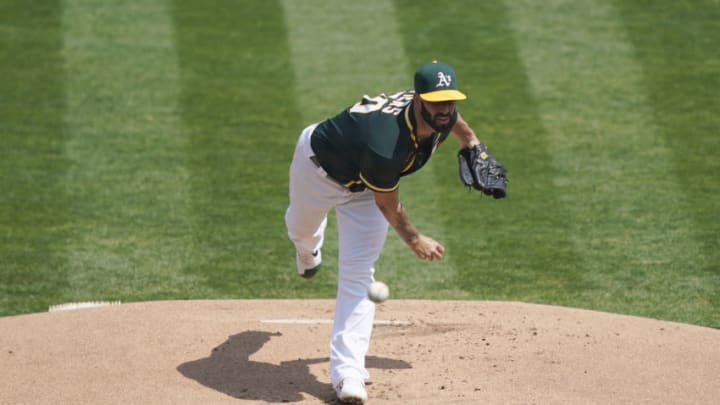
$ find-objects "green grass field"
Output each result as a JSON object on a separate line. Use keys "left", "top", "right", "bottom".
{"left": 1, "top": 0, "right": 718, "bottom": 327}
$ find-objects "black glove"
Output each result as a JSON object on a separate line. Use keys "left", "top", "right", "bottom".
{"left": 457, "top": 144, "right": 507, "bottom": 199}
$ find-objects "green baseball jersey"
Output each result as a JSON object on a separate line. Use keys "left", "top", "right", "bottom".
{"left": 310, "top": 90, "right": 453, "bottom": 193}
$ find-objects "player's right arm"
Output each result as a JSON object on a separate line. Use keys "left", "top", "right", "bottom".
{"left": 373, "top": 188, "right": 444, "bottom": 261}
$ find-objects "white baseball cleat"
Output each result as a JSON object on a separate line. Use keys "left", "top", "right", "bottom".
{"left": 335, "top": 377, "right": 367, "bottom": 404}
{"left": 296, "top": 249, "right": 321, "bottom": 279}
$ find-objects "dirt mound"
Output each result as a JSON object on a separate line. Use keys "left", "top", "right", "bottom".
{"left": 1, "top": 300, "right": 718, "bottom": 404}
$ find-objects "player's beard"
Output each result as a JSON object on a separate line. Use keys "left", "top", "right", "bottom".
{"left": 420, "top": 102, "right": 455, "bottom": 132}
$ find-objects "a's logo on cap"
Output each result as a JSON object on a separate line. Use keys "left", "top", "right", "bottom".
{"left": 436, "top": 72, "right": 452, "bottom": 88}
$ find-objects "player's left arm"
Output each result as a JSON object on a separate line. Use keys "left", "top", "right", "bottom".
{"left": 450, "top": 112, "right": 481, "bottom": 148}
{"left": 452, "top": 112, "right": 509, "bottom": 198}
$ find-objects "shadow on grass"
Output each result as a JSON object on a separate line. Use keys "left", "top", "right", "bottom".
{"left": 177, "top": 330, "right": 411, "bottom": 403}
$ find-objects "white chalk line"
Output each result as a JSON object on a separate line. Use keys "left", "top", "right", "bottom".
{"left": 261, "top": 319, "right": 411, "bottom": 326}
{"left": 49, "top": 301, "right": 122, "bottom": 312}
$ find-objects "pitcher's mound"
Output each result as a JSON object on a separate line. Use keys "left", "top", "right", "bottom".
{"left": 1, "top": 300, "right": 718, "bottom": 404}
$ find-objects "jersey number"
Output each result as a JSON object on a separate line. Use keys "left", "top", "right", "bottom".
{"left": 349, "top": 91, "right": 413, "bottom": 116}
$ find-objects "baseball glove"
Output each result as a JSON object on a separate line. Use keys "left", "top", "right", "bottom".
{"left": 457, "top": 144, "right": 507, "bottom": 199}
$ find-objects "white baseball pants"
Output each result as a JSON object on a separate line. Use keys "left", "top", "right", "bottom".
{"left": 285, "top": 123, "right": 389, "bottom": 386}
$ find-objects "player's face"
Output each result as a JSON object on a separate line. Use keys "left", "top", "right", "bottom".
{"left": 420, "top": 100, "right": 456, "bottom": 132}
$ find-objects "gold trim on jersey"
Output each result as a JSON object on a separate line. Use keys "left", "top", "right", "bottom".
{"left": 402, "top": 106, "right": 418, "bottom": 173}
{"left": 342, "top": 178, "right": 364, "bottom": 188}
{"left": 360, "top": 173, "right": 399, "bottom": 193}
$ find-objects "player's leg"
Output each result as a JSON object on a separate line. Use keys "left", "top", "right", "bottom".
{"left": 330, "top": 190, "right": 389, "bottom": 389}
{"left": 285, "top": 124, "right": 348, "bottom": 277}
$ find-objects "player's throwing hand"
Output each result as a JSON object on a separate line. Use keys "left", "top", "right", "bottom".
{"left": 408, "top": 234, "right": 445, "bottom": 261}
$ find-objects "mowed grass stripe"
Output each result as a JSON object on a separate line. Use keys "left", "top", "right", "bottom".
{"left": 0, "top": 2, "right": 69, "bottom": 315}
{"left": 614, "top": 1, "right": 720, "bottom": 327}
{"left": 281, "top": 1, "right": 455, "bottom": 294}
{"left": 505, "top": 0, "right": 702, "bottom": 320}
{"left": 282, "top": 0, "right": 408, "bottom": 116}
{"left": 394, "top": 0, "right": 587, "bottom": 302}
{"left": 173, "top": 0, "right": 305, "bottom": 296}
{"left": 62, "top": 0, "right": 200, "bottom": 300}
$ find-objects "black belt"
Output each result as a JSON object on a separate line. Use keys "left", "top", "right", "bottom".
{"left": 309, "top": 155, "right": 323, "bottom": 168}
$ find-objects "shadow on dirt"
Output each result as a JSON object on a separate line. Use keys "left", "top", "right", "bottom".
{"left": 177, "top": 330, "right": 411, "bottom": 403}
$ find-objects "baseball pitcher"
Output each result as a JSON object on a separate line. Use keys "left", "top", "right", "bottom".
{"left": 284, "top": 61, "right": 507, "bottom": 404}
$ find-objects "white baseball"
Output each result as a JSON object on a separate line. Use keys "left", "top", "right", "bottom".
{"left": 367, "top": 281, "right": 389, "bottom": 303}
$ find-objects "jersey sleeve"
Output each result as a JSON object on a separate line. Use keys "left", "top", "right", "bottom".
{"left": 358, "top": 149, "right": 401, "bottom": 192}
